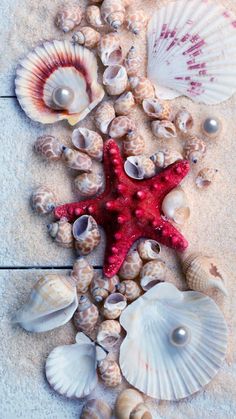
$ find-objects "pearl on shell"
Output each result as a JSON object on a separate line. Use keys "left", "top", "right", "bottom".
{"left": 52, "top": 86, "right": 75, "bottom": 109}
{"left": 202, "top": 117, "right": 222, "bottom": 139}
{"left": 170, "top": 326, "right": 190, "bottom": 347}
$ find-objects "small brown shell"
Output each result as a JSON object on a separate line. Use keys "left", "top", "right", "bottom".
{"left": 98, "top": 33, "right": 123, "bottom": 66}
{"left": 81, "top": 399, "right": 112, "bottom": 419}
{"left": 98, "top": 359, "right": 122, "bottom": 387}
{"left": 114, "top": 91, "right": 135, "bottom": 116}
{"left": 124, "top": 155, "right": 156, "bottom": 180}
{"left": 150, "top": 148, "right": 183, "bottom": 169}
{"left": 101, "top": 0, "right": 125, "bottom": 30}
{"left": 71, "top": 258, "right": 94, "bottom": 294}
{"left": 47, "top": 219, "right": 73, "bottom": 248}
{"left": 109, "top": 116, "right": 135, "bottom": 139}
{"left": 142, "top": 98, "right": 173, "bottom": 120}
{"left": 55, "top": 5, "right": 83, "bottom": 32}
{"left": 34, "top": 135, "right": 63, "bottom": 161}
{"left": 195, "top": 168, "right": 218, "bottom": 189}
{"left": 102, "top": 306, "right": 122, "bottom": 320}
{"left": 97, "top": 320, "right": 121, "bottom": 349}
{"left": 129, "top": 76, "right": 155, "bottom": 104}
{"left": 74, "top": 295, "right": 99, "bottom": 333}
{"left": 125, "top": 9, "right": 147, "bottom": 35}
{"left": 151, "top": 120, "right": 177, "bottom": 139}
{"left": 72, "top": 27, "right": 101, "bottom": 49}
{"left": 137, "top": 239, "right": 161, "bottom": 261}
{"left": 124, "top": 46, "right": 142, "bottom": 77}
{"left": 119, "top": 250, "right": 143, "bottom": 280}
{"left": 103, "top": 65, "right": 128, "bottom": 96}
{"left": 90, "top": 274, "right": 120, "bottom": 302}
{"left": 184, "top": 136, "right": 206, "bottom": 164}
{"left": 104, "top": 293, "right": 127, "bottom": 312}
{"left": 72, "top": 127, "right": 103, "bottom": 161}
{"left": 140, "top": 260, "right": 167, "bottom": 291}
{"left": 62, "top": 147, "right": 92, "bottom": 172}
{"left": 74, "top": 172, "right": 103, "bottom": 197}
{"left": 85, "top": 5, "right": 104, "bottom": 28}
{"left": 123, "top": 131, "right": 145, "bottom": 157}
{"left": 116, "top": 280, "right": 142, "bottom": 301}
{"left": 94, "top": 101, "right": 116, "bottom": 135}
{"left": 115, "top": 389, "right": 152, "bottom": 419}
{"left": 175, "top": 108, "right": 194, "bottom": 134}
{"left": 73, "top": 215, "right": 101, "bottom": 255}
{"left": 31, "top": 186, "right": 57, "bottom": 215}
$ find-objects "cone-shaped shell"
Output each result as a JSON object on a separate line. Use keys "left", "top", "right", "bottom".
{"left": 72, "top": 127, "right": 103, "bottom": 161}
{"left": 74, "top": 172, "right": 103, "bottom": 197}
{"left": 74, "top": 295, "right": 99, "bottom": 333}
{"left": 94, "top": 101, "right": 116, "bottom": 134}
{"left": 125, "top": 9, "right": 147, "bottom": 35}
{"left": 34, "top": 135, "right": 63, "bottom": 161}
{"left": 72, "top": 27, "right": 101, "bottom": 49}
{"left": 98, "top": 33, "right": 123, "bottom": 66}
{"left": 98, "top": 359, "right": 122, "bottom": 387}
{"left": 62, "top": 147, "right": 92, "bottom": 172}
{"left": 123, "top": 131, "right": 145, "bottom": 157}
{"left": 71, "top": 258, "right": 94, "bottom": 294}
{"left": 140, "top": 260, "right": 167, "bottom": 291}
{"left": 137, "top": 239, "right": 161, "bottom": 261}
{"left": 97, "top": 320, "right": 121, "bottom": 349}
{"left": 119, "top": 250, "right": 143, "bottom": 279}
{"left": 184, "top": 136, "right": 206, "bottom": 164}
{"left": 109, "top": 116, "right": 135, "bottom": 139}
{"left": 73, "top": 215, "right": 101, "bottom": 255}
{"left": 81, "top": 399, "right": 112, "bottom": 419}
{"left": 114, "top": 91, "right": 135, "bottom": 116}
{"left": 124, "top": 156, "right": 155, "bottom": 180}
{"left": 101, "top": 0, "right": 125, "bottom": 30}
{"left": 116, "top": 280, "right": 142, "bottom": 301}
{"left": 124, "top": 46, "right": 142, "bottom": 77}
{"left": 15, "top": 41, "right": 104, "bottom": 126}
{"left": 103, "top": 65, "right": 128, "bottom": 96}
{"left": 142, "top": 98, "right": 172, "bottom": 120}
{"left": 115, "top": 389, "right": 152, "bottom": 419}
{"left": 55, "top": 5, "right": 83, "bottom": 32}
{"left": 90, "top": 274, "right": 120, "bottom": 302}
{"left": 129, "top": 76, "right": 155, "bottom": 104}
{"left": 31, "top": 186, "right": 57, "bottom": 215}
{"left": 47, "top": 219, "right": 74, "bottom": 248}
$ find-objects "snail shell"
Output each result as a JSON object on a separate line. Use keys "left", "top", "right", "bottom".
{"left": 123, "top": 130, "right": 145, "bottom": 157}
{"left": 85, "top": 5, "right": 104, "bottom": 28}
{"left": 55, "top": 5, "right": 83, "bottom": 32}
{"left": 124, "top": 46, "right": 142, "bottom": 77}
{"left": 129, "top": 76, "right": 155, "bottom": 104}
{"left": 125, "top": 9, "right": 148, "bottom": 35}
{"left": 184, "top": 136, "right": 206, "bottom": 164}
{"left": 31, "top": 186, "right": 57, "bottom": 215}
{"left": 94, "top": 101, "right": 116, "bottom": 134}
{"left": 47, "top": 219, "right": 73, "bottom": 248}
{"left": 101, "top": 0, "right": 125, "bottom": 30}
{"left": 114, "top": 91, "right": 135, "bottom": 116}
{"left": 81, "top": 399, "right": 112, "bottom": 419}
{"left": 174, "top": 108, "right": 194, "bottom": 135}
{"left": 109, "top": 116, "right": 136, "bottom": 139}
{"left": 97, "top": 320, "right": 121, "bottom": 349}
{"left": 72, "top": 27, "right": 101, "bottom": 49}
{"left": 34, "top": 135, "right": 63, "bottom": 161}
{"left": 72, "top": 127, "right": 103, "bottom": 161}
{"left": 98, "top": 33, "right": 123, "bottom": 66}
{"left": 118, "top": 250, "right": 143, "bottom": 279}
{"left": 142, "top": 98, "right": 173, "bottom": 120}
{"left": 161, "top": 187, "right": 190, "bottom": 225}
{"left": 137, "top": 239, "right": 161, "bottom": 261}
{"left": 116, "top": 280, "right": 142, "bottom": 301}
{"left": 90, "top": 274, "right": 120, "bottom": 302}
{"left": 74, "top": 295, "right": 99, "bottom": 333}
{"left": 140, "top": 260, "right": 167, "bottom": 291}
{"left": 104, "top": 293, "right": 127, "bottom": 311}
{"left": 151, "top": 120, "right": 177, "bottom": 139}
{"left": 103, "top": 65, "right": 128, "bottom": 96}
{"left": 74, "top": 172, "right": 103, "bottom": 197}
{"left": 181, "top": 252, "right": 228, "bottom": 296}
{"left": 71, "top": 258, "right": 94, "bottom": 294}
{"left": 62, "top": 146, "right": 92, "bottom": 172}
{"left": 115, "top": 388, "right": 152, "bottom": 419}
{"left": 195, "top": 167, "right": 218, "bottom": 189}
{"left": 150, "top": 148, "right": 183, "bottom": 169}
{"left": 98, "top": 359, "right": 122, "bottom": 387}
{"left": 124, "top": 155, "right": 156, "bottom": 180}
{"left": 102, "top": 306, "right": 122, "bottom": 320}
{"left": 73, "top": 215, "right": 101, "bottom": 255}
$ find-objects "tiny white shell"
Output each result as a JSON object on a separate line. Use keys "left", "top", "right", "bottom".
{"left": 103, "top": 65, "right": 128, "bottom": 96}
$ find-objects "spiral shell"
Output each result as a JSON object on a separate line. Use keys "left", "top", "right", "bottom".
{"left": 124, "top": 155, "right": 156, "bottom": 180}
{"left": 123, "top": 131, "right": 145, "bottom": 157}
{"left": 124, "top": 46, "right": 142, "bottom": 77}
{"left": 142, "top": 98, "right": 172, "bottom": 120}
{"left": 90, "top": 274, "right": 120, "bottom": 302}
{"left": 73, "top": 215, "right": 101, "bottom": 255}
{"left": 98, "top": 33, "right": 123, "bottom": 66}
{"left": 62, "top": 147, "right": 92, "bottom": 172}
{"left": 114, "top": 91, "right": 135, "bottom": 116}
{"left": 94, "top": 101, "right": 116, "bottom": 134}
{"left": 129, "top": 76, "right": 155, "bottom": 104}
{"left": 109, "top": 116, "right": 135, "bottom": 139}
{"left": 74, "top": 295, "right": 99, "bottom": 333}
{"left": 31, "top": 186, "right": 56, "bottom": 215}
{"left": 150, "top": 148, "right": 183, "bottom": 169}
{"left": 115, "top": 389, "right": 152, "bottom": 419}
{"left": 137, "top": 239, "right": 161, "bottom": 261}
{"left": 116, "top": 280, "right": 142, "bottom": 301}
{"left": 195, "top": 167, "right": 218, "bottom": 189}
{"left": 103, "top": 65, "right": 128, "bottom": 96}
{"left": 97, "top": 320, "right": 121, "bottom": 349}
{"left": 140, "top": 260, "right": 167, "bottom": 291}
{"left": 55, "top": 5, "right": 83, "bottom": 32}
{"left": 101, "top": 0, "right": 125, "bottom": 30}
{"left": 118, "top": 250, "right": 143, "bottom": 280}
{"left": 72, "top": 27, "right": 101, "bottom": 49}
{"left": 72, "top": 127, "right": 103, "bottom": 161}
{"left": 102, "top": 293, "right": 127, "bottom": 320}
{"left": 34, "top": 135, "right": 63, "bottom": 161}
{"left": 71, "top": 258, "right": 94, "bottom": 294}
{"left": 184, "top": 136, "right": 206, "bottom": 164}
{"left": 151, "top": 120, "right": 177, "bottom": 139}
{"left": 162, "top": 187, "right": 190, "bottom": 225}
{"left": 81, "top": 399, "right": 112, "bottom": 419}
{"left": 86, "top": 5, "right": 104, "bottom": 28}
{"left": 47, "top": 219, "right": 73, "bottom": 248}
{"left": 125, "top": 9, "right": 147, "bottom": 35}
{"left": 174, "top": 108, "right": 194, "bottom": 134}
{"left": 74, "top": 172, "right": 103, "bottom": 197}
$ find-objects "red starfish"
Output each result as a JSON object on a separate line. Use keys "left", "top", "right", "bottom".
{"left": 55, "top": 140, "right": 190, "bottom": 277}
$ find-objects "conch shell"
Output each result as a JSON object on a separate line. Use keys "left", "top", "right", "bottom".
{"left": 71, "top": 258, "right": 94, "bottom": 294}
{"left": 73, "top": 215, "right": 101, "bottom": 255}
{"left": 137, "top": 239, "right": 161, "bottom": 261}
{"left": 55, "top": 5, "right": 83, "bottom": 32}
{"left": 90, "top": 274, "right": 119, "bottom": 302}
{"left": 140, "top": 260, "right": 167, "bottom": 291}
{"left": 72, "top": 27, "right": 101, "bottom": 49}
{"left": 47, "top": 219, "right": 74, "bottom": 248}
{"left": 73, "top": 295, "right": 99, "bottom": 333}
{"left": 115, "top": 389, "right": 152, "bottom": 419}
{"left": 98, "top": 33, "right": 123, "bottom": 66}
{"left": 72, "top": 127, "right": 103, "bottom": 161}
{"left": 129, "top": 76, "right": 155, "bottom": 104}
{"left": 81, "top": 399, "right": 112, "bottom": 419}
{"left": 123, "top": 130, "right": 145, "bottom": 157}
{"left": 94, "top": 101, "right": 116, "bottom": 134}
{"left": 124, "top": 156, "right": 155, "bottom": 180}
{"left": 62, "top": 147, "right": 92, "bottom": 172}
{"left": 74, "top": 172, "right": 103, "bottom": 197}
{"left": 124, "top": 46, "right": 142, "bottom": 77}
{"left": 114, "top": 91, "right": 135, "bottom": 116}
{"left": 34, "top": 135, "right": 63, "bottom": 161}
{"left": 184, "top": 135, "right": 206, "bottom": 164}
{"left": 101, "top": 0, "right": 125, "bottom": 30}
{"left": 109, "top": 116, "right": 135, "bottom": 139}
{"left": 31, "top": 186, "right": 57, "bottom": 215}
{"left": 116, "top": 280, "right": 142, "bottom": 301}
{"left": 85, "top": 5, "right": 104, "bottom": 28}
{"left": 103, "top": 65, "right": 128, "bottom": 96}
{"left": 98, "top": 358, "right": 122, "bottom": 387}
{"left": 97, "top": 320, "right": 121, "bottom": 350}
{"left": 161, "top": 187, "right": 190, "bottom": 225}
{"left": 118, "top": 250, "right": 143, "bottom": 279}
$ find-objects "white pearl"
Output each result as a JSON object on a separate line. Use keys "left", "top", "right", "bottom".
{"left": 170, "top": 326, "right": 190, "bottom": 347}
{"left": 52, "top": 86, "right": 74, "bottom": 109}
{"left": 202, "top": 117, "right": 221, "bottom": 138}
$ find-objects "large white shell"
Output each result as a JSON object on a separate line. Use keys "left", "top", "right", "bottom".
{"left": 120, "top": 282, "right": 228, "bottom": 401}
{"left": 45, "top": 332, "right": 98, "bottom": 398}
{"left": 147, "top": 0, "right": 236, "bottom": 104}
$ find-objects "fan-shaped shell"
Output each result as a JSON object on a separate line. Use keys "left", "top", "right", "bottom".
{"left": 72, "top": 127, "right": 103, "bottom": 161}
{"left": 15, "top": 41, "right": 104, "bottom": 126}
{"left": 120, "top": 282, "right": 228, "bottom": 400}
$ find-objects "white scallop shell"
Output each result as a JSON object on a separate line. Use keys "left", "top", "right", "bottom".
{"left": 147, "top": 0, "right": 236, "bottom": 104}
{"left": 119, "top": 282, "right": 228, "bottom": 401}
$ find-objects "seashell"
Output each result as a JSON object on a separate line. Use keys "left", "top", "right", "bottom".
{"left": 124, "top": 156, "right": 155, "bottom": 180}
{"left": 15, "top": 41, "right": 104, "bottom": 126}
{"left": 15, "top": 274, "right": 78, "bottom": 332}
{"left": 90, "top": 274, "right": 120, "bottom": 302}
{"left": 47, "top": 219, "right": 73, "bottom": 248}
{"left": 119, "top": 282, "right": 228, "bottom": 400}
{"left": 184, "top": 136, "right": 206, "bottom": 164}
{"left": 85, "top": 5, "right": 104, "bottom": 28}
{"left": 114, "top": 91, "right": 135, "bottom": 116}
{"left": 34, "top": 135, "right": 63, "bottom": 161}
{"left": 142, "top": 98, "right": 172, "bottom": 120}
{"left": 31, "top": 186, "right": 56, "bottom": 215}
{"left": 55, "top": 5, "right": 83, "bottom": 32}
{"left": 124, "top": 46, "right": 142, "bottom": 77}
{"left": 181, "top": 252, "right": 228, "bottom": 296}
{"left": 72, "top": 127, "right": 103, "bottom": 161}
{"left": 116, "top": 280, "right": 142, "bottom": 302}
{"left": 62, "top": 146, "right": 92, "bottom": 172}
{"left": 195, "top": 168, "right": 218, "bottom": 189}
{"left": 129, "top": 76, "right": 155, "bottom": 104}
{"left": 73, "top": 215, "right": 101, "bottom": 255}
{"left": 161, "top": 187, "right": 190, "bottom": 225}
{"left": 122, "top": 0, "right": 134, "bottom": 6}
{"left": 101, "top": 0, "right": 125, "bottom": 31}
{"left": 118, "top": 250, "right": 143, "bottom": 280}
{"left": 140, "top": 260, "right": 167, "bottom": 291}
{"left": 97, "top": 320, "right": 121, "bottom": 349}
{"left": 147, "top": 0, "right": 236, "bottom": 104}
{"left": 175, "top": 108, "right": 194, "bottom": 135}
{"left": 98, "top": 33, "right": 123, "bottom": 66}
{"left": 74, "top": 295, "right": 99, "bottom": 333}
{"left": 72, "top": 27, "right": 101, "bottom": 49}
{"left": 74, "top": 172, "right": 103, "bottom": 197}
{"left": 46, "top": 332, "right": 98, "bottom": 398}
{"left": 98, "top": 358, "right": 122, "bottom": 387}
{"left": 102, "top": 307, "right": 122, "bottom": 320}
{"left": 71, "top": 258, "right": 94, "bottom": 294}
{"left": 123, "top": 130, "right": 145, "bottom": 157}
{"left": 137, "top": 239, "right": 161, "bottom": 261}
{"left": 151, "top": 120, "right": 177, "bottom": 139}
{"left": 94, "top": 101, "right": 116, "bottom": 134}
{"left": 81, "top": 399, "right": 112, "bottom": 419}
{"left": 109, "top": 116, "right": 135, "bottom": 139}
{"left": 125, "top": 9, "right": 147, "bottom": 35}
{"left": 104, "top": 293, "right": 127, "bottom": 312}
{"left": 201, "top": 117, "right": 222, "bottom": 139}
{"left": 115, "top": 389, "right": 152, "bottom": 419}
{"left": 150, "top": 148, "right": 183, "bottom": 169}
{"left": 103, "top": 65, "right": 128, "bottom": 96}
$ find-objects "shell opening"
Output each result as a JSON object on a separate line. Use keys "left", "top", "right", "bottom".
{"left": 124, "top": 158, "right": 143, "bottom": 180}
{"left": 73, "top": 215, "right": 91, "bottom": 240}
{"left": 106, "top": 293, "right": 125, "bottom": 305}
{"left": 141, "top": 277, "right": 161, "bottom": 291}
{"left": 104, "top": 65, "right": 124, "bottom": 82}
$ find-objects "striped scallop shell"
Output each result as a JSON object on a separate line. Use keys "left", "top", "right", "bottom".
{"left": 120, "top": 282, "right": 228, "bottom": 400}
{"left": 15, "top": 41, "right": 104, "bottom": 126}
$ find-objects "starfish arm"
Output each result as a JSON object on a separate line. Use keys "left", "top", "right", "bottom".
{"left": 54, "top": 198, "right": 100, "bottom": 222}
{"left": 146, "top": 217, "right": 188, "bottom": 252}
{"left": 103, "top": 139, "right": 129, "bottom": 191}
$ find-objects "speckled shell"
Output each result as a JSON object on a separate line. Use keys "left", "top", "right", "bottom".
{"left": 124, "top": 46, "right": 142, "bottom": 77}
{"left": 81, "top": 399, "right": 112, "bottom": 419}
{"left": 142, "top": 98, "right": 172, "bottom": 120}
{"left": 73, "top": 215, "right": 101, "bottom": 255}
{"left": 55, "top": 5, "right": 83, "bottom": 32}
{"left": 34, "top": 135, "right": 63, "bottom": 161}
{"left": 94, "top": 101, "right": 116, "bottom": 134}
{"left": 150, "top": 148, "right": 183, "bottom": 169}
{"left": 72, "top": 127, "right": 103, "bottom": 161}
{"left": 137, "top": 239, "right": 161, "bottom": 261}
{"left": 125, "top": 9, "right": 147, "bottom": 35}
{"left": 98, "top": 33, "right": 123, "bottom": 66}
{"left": 74, "top": 295, "right": 99, "bottom": 333}
{"left": 74, "top": 172, "right": 103, "bottom": 197}
{"left": 90, "top": 274, "right": 120, "bottom": 302}
{"left": 124, "top": 155, "right": 156, "bottom": 180}
{"left": 31, "top": 186, "right": 57, "bottom": 215}
{"left": 97, "top": 320, "right": 121, "bottom": 349}
{"left": 104, "top": 293, "right": 127, "bottom": 312}
{"left": 115, "top": 389, "right": 152, "bottom": 419}
{"left": 101, "top": 0, "right": 125, "bottom": 30}
{"left": 129, "top": 77, "right": 155, "bottom": 104}
{"left": 114, "top": 91, "right": 135, "bottom": 116}
{"left": 86, "top": 5, "right": 104, "bottom": 28}
{"left": 184, "top": 136, "right": 206, "bottom": 164}
{"left": 161, "top": 187, "right": 190, "bottom": 225}
{"left": 151, "top": 120, "right": 177, "bottom": 139}
{"left": 109, "top": 116, "right": 135, "bottom": 139}
{"left": 140, "top": 260, "right": 167, "bottom": 291}
{"left": 123, "top": 131, "right": 145, "bottom": 157}
{"left": 72, "top": 27, "right": 101, "bottom": 48}
{"left": 71, "top": 258, "right": 94, "bottom": 294}
{"left": 103, "top": 65, "right": 128, "bottom": 96}
{"left": 175, "top": 108, "right": 194, "bottom": 135}
{"left": 62, "top": 147, "right": 92, "bottom": 172}
{"left": 116, "top": 280, "right": 142, "bottom": 301}
{"left": 98, "top": 359, "right": 122, "bottom": 387}
{"left": 119, "top": 250, "right": 143, "bottom": 279}
{"left": 195, "top": 168, "right": 218, "bottom": 189}
{"left": 181, "top": 252, "right": 228, "bottom": 296}
{"left": 102, "top": 306, "right": 122, "bottom": 320}
{"left": 47, "top": 219, "right": 73, "bottom": 248}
